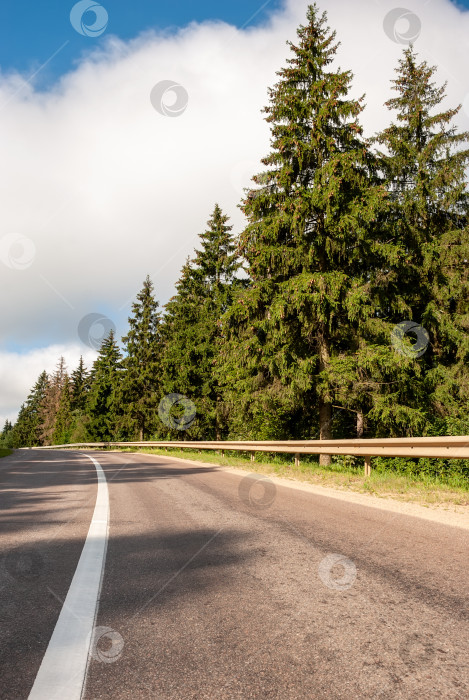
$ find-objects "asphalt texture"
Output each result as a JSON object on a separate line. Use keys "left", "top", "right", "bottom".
{"left": 1, "top": 449, "right": 468, "bottom": 699}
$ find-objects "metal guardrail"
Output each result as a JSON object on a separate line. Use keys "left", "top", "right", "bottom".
{"left": 24, "top": 436, "right": 469, "bottom": 476}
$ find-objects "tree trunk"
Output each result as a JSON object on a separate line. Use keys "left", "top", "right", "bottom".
{"left": 317, "top": 328, "right": 332, "bottom": 467}
{"left": 356, "top": 411, "right": 364, "bottom": 439}
{"left": 215, "top": 396, "right": 221, "bottom": 441}
{"left": 319, "top": 401, "right": 332, "bottom": 466}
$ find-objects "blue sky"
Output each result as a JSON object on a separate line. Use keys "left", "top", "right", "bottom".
{"left": 0, "top": 0, "right": 285, "bottom": 85}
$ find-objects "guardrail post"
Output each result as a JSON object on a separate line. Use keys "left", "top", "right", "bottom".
{"left": 364, "top": 456, "right": 371, "bottom": 477}
{"left": 250, "top": 452, "right": 255, "bottom": 461}
{"left": 294, "top": 453, "right": 300, "bottom": 467}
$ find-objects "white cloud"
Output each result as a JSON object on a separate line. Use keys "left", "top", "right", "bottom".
{"left": 1, "top": 0, "right": 469, "bottom": 422}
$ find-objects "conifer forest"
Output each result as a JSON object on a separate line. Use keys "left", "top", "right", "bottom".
{"left": 3, "top": 5, "right": 469, "bottom": 481}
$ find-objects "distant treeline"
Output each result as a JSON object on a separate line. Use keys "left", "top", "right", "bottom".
{"left": 3, "top": 5, "right": 469, "bottom": 472}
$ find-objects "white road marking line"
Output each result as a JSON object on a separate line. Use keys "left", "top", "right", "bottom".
{"left": 28, "top": 455, "right": 109, "bottom": 700}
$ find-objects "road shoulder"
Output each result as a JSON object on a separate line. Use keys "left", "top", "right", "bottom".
{"left": 117, "top": 450, "right": 469, "bottom": 532}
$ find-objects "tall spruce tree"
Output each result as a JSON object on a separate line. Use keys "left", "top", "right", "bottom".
{"left": 120, "top": 276, "right": 161, "bottom": 440}
{"left": 192, "top": 204, "right": 239, "bottom": 290}
{"left": 38, "top": 359, "right": 67, "bottom": 445}
{"left": 218, "top": 4, "right": 388, "bottom": 457}
{"left": 70, "top": 356, "right": 90, "bottom": 412}
{"left": 7, "top": 405, "right": 28, "bottom": 448}
{"left": 0, "top": 419, "right": 14, "bottom": 449}
{"left": 160, "top": 205, "right": 240, "bottom": 439}
{"left": 8, "top": 370, "right": 50, "bottom": 447}
{"left": 28, "top": 371, "right": 50, "bottom": 445}
{"left": 1, "top": 419, "right": 12, "bottom": 441}
{"left": 53, "top": 374, "right": 73, "bottom": 444}
{"left": 69, "top": 356, "right": 91, "bottom": 441}
{"left": 373, "top": 47, "right": 469, "bottom": 433}
{"left": 87, "top": 330, "right": 123, "bottom": 441}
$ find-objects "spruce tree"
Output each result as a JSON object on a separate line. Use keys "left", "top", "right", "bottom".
{"left": 219, "top": 4, "right": 387, "bottom": 456}
{"left": 160, "top": 205, "right": 240, "bottom": 439}
{"left": 7, "top": 405, "right": 28, "bottom": 448}
{"left": 373, "top": 47, "right": 469, "bottom": 433}
{"left": 38, "top": 360, "right": 67, "bottom": 445}
{"left": 192, "top": 204, "right": 239, "bottom": 291}
{"left": 87, "top": 330, "right": 123, "bottom": 441}
{"left": 53, "top": 375, "right": 73, "bottom": 444}
{"left": 70, "top": 356, "right": 90, "bottom": 412}
{"left": 121, "top": 276, "right": 161, "bottom": 440}
{"left": 10, "top": 371, "right": 50, "bottom": 447}
{"left": 1, "top": 419, "right": 12, "bottom": 441}
{"left": 0, "top": 419, "right": 14, "bottom": 448}
{"left": 160, "top": 259, "right": 201, "bottom": 435}
{"left": 7, "top": 371, "right": 50, "bottom": 448}
{"left": 68, "top": 356, "right": 91, "bottom": 441}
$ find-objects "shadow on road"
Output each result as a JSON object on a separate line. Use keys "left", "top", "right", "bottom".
{"left": 0, "top": 449, "right": 219, "bottom": 534}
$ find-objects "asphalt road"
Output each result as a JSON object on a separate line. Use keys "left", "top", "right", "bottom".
{"left": 0, "top": 449, "right": 468, "bottom": 699}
